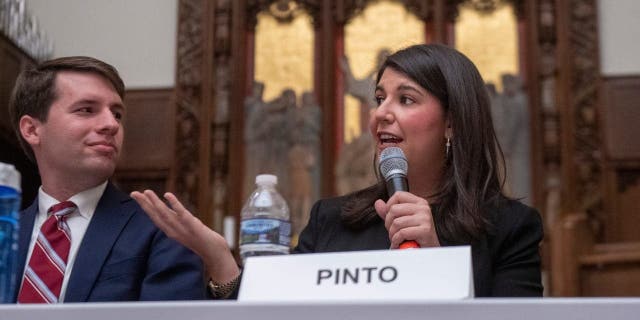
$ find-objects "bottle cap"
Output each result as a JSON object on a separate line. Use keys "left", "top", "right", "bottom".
{"left": 255, "top": 174, "right": 277, "bottom": 186}
{"left": 0, "top": 162, "right": 21, "bottom": 192}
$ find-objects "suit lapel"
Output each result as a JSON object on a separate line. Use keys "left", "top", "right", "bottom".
{"left": 63, "top": 183, "right": 136, "bottom": 302}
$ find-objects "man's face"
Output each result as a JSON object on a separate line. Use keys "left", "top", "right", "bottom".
{"left": 28, "top": 71, "right": 125, "bottom": 185}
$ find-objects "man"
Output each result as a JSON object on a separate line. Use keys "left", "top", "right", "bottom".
{"left": 8, "top": 56, "right": 205, "bottom": 303}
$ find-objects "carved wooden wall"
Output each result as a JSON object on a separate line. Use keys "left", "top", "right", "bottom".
{"left": 171, "top": 0, "right": 219, "bottom": 228}
{"left": 544, "top": 0, "right": 640, "bottom": 296}
{"left": 0, "top": 33, "right": 39, "bottom": 208}
{"left": 531, "top": 0, "right": 605, "bottom": 295}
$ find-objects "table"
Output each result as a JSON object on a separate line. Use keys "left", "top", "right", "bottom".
{"left": 2, "top": 298, "right": 640, "bottom": 320}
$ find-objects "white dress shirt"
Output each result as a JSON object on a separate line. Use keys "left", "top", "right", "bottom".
{"left": 21, "top": 181, "right": 107, "bottom": 302}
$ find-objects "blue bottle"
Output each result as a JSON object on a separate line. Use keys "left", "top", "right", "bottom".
{"left": 0, "top": 163, "right": 21, "bottom": 303}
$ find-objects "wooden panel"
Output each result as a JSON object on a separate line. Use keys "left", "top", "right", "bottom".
{"left": 0, "top": 34, "right": 33, "bottom": 141}
{"left": 117, "top": 88, "right": 174, "bottom": 170}
{"left": 0, "top": 135, "right": 41, "bottom": 209}
{"left": 601, "top": 76, "right": 640, "bottom": 160}
{"left": 600, "top": 76, "right": 640, "bottom": 243}
{"left": 551, "top": 213, "right": 594, "bottom": 296}
{"left": 551, "top": 212, "right": 640, "bottom": 297}
{"left": 113, "top": 88, "right": 174, "bottom": 194}
{"left": 0, "top": 34, "right": 39, "bottom": 209}
{"left": 615, "top": 170, "right": 640, "bottom": 241}
{"left": 602, "top": 167, "right": 640, "bottom": 242}
{"left": 112, "top": 169, "right": 169, "bottom": 196}
{"left": 581, "top": 262, "right": 640, "bottom": 296}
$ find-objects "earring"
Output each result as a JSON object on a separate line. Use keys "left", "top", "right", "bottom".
{"left": 446, "top": 137, "right": 451, "bottom": 158}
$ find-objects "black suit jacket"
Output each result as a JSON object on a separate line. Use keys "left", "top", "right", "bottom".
{"left": 16, "top": 183, "right": 206, "bottom": 302}
{"left": 294, "top": 195, "right": 543, "bottom": 297}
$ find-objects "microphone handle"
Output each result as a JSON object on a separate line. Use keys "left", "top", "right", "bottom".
{"left": 385, "top": 175, "right": 408, "bottom": 195}
{"left": 385, "top": 175, "right": 420, "bottom": 249}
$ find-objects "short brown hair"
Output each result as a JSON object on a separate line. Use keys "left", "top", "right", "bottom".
{"left": 8, "top": 56, "right": 125, "bottom": 162}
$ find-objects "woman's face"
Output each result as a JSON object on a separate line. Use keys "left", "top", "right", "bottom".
{"left": 369, "top": 67, "right": 450, "bottom": 188}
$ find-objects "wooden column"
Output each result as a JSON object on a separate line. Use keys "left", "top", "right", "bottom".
{"left": 432, "top": 0, "right": 446, "bottom": 44}
{"left": 546, "top": 0, "right": 603, "bottom": 295}
{"left": 319, "top": 0, "right": 337, "bottom": 197}
{"left": 226, "top": 0, "right": 249, "bottom": 228}
{"left": 172, "top": 0, "right": 217, "bottom": 225}
{"left": 555, "top": 0, "right": 602, "bottom": 216}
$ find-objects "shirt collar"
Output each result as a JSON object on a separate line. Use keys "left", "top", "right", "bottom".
{"left": 38, "top": 181, "right": 108, "bottom": 220}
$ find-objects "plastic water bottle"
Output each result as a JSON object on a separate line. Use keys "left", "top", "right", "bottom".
{"left": 0, "top": 163, "right": 21, "bottom": 303}
{"left": 239, "top": 174, "right": 291, "bottom": 261}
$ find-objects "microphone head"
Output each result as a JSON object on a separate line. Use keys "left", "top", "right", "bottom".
{"left": 379, "top": 147, "right": 408, "bottom": 180}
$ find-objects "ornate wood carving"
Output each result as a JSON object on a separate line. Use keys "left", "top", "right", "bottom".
{"left": 335, "top": 0, "right": 432, "bottom": 25}
{"left": 174, "top": 0, "right": 230, "bottom": 229}
{"left": 331, "top": 0, "right": 367, "bottom": 25}
{"left": 443, "top": 0, "right": 525, "bottom": 22}
{"left": 211, "top": 0, "right": 234, "bottom": 229}
{"left": 566, "top": 0, "right": 602, "bottom": 216}
{"left": 537, "top": 0, "right": 605, "bottom": 295}
{"left": 400, "top": 0, "right": 432, "bottom": 20}
{"left": 246, "top": 0, "right": 321, "bottom": 28}
{"left": 536, "top": 0, "right": 562, "bottom": 227}
{"left": 174, "top": 0, "right": 205, "bottom": 213}
{"left": 173, "top": 0, "right": 220, "bottom": 228}
{"left": 461, "top": 0, "right": 524, "bottom": 17}
{"left": 526, "top": 0, "right": 562, "bottom": 285}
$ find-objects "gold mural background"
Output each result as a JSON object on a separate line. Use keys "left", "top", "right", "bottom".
{"left": 253, "top": 1, "right": 518, "bottom": 143}
{"left": 455, "top": 3, "right": 518, "bottom": 91}
{"left": 254, "top": 11, "right": 314, "bottom": 102}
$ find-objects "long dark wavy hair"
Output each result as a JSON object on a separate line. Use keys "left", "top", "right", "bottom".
{"left": 341, "top": 44, "right": 506, "bottom": 244}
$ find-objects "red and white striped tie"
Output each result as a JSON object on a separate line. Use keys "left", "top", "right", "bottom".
{"left": 17, "top": 201, "right": 76, "bottom": 303}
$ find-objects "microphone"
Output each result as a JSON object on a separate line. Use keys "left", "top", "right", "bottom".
{"left": 378, "top": 147, "right": 420, "bottom": 249}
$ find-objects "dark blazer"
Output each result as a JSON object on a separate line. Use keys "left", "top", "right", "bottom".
{"left": 294, "top": 195, "right": 543, "bottom": 297}
{"left": 15, "top": 183, "right": 206, "bottom": 302}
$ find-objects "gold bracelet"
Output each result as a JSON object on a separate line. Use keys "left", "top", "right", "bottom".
{"left": 208, "top": 275, "right": 240, "bottom": 299}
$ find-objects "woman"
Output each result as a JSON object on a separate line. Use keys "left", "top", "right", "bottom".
{"left": 131, "top": 44, "right": 543, "bottom": 298}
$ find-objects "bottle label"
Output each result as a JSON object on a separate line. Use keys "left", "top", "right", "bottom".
{"left": 240, "top": 218, "right": 291, "bottom": 247}
{"left": 0, "top": 216, "right": 19, "bottom": 303}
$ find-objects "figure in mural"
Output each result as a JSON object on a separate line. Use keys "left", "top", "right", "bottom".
{"left": 244, "top": 85, "right": 294, "bottom": 194}
{"left": 244, "top": 86, "right": 322, "bottom": 240}
{"left": 268, "top": 89, "right": 297, "bottom": 189}
{"left": 336, "top": 49, "right": 391, "bottom": 195}
{"left": 244, "top": 81, "right": 267, "bottom": 199}
{"left": 335, "top": 132, "right": 377, "bottom": 195}
{"left": 340, "top": 48, "right": 391, "bottom": 111}
{"left": 487, "top": 82, "right": 507, "bottom": 185}
{"left": 493, "top": 74, "right": 531, "bottom": 204}
{"left": 287, "top": 91, "right": 321, "bottom": 239}
{"left": 486, "top": 83, "right": 499, "bottom": 127}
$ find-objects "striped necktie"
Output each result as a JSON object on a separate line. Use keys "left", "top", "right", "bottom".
{"left": 17, "top": 201, "right": 76, "bottom": 303}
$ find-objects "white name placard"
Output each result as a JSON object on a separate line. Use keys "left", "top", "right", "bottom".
{"left": 238, "top": 246, "right": 473, "bottom": 302}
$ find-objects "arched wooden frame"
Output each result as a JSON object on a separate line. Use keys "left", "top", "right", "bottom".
{"left": 224, "top": 1, "right": 437, "bottom": 221}
{"left": 171, "top": 0, "right": 544, "bottom": 236}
